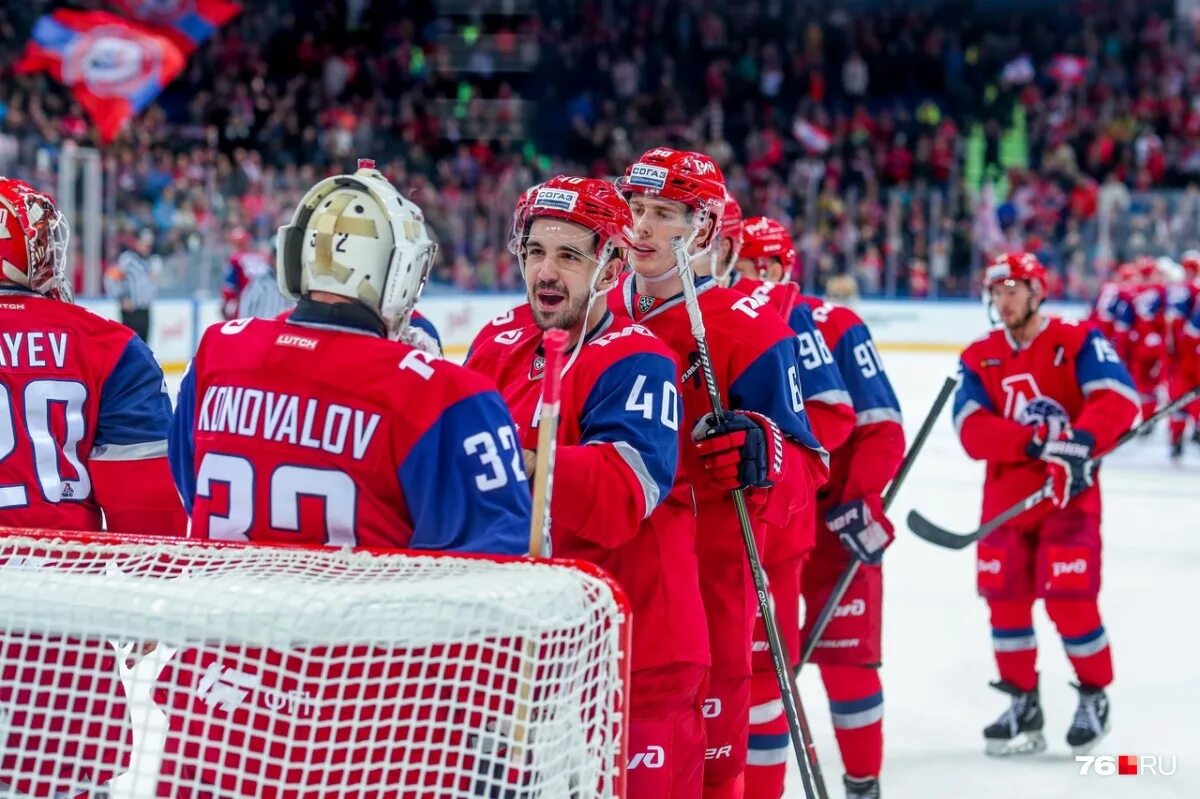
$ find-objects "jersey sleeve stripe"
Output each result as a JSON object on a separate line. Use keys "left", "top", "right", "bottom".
{"left": 611, "top": 440, "right": 661, "bottom": 519}
{"left": 1081, "top": 378, "right": 1141, "bottom": 408}
{"left": 90, "top": 440, "right": 169, "bottom": 460}
{"left": 856, "top": 407, "right": 903, "bottom": 426}
{"left": 808, "top": 389, "right": 854, "bottom": 408}
{"left": 953, "top": 399, "right": 986, "bottom": 433}
{"left": 1185, "top": 321, "right": 1200, "bottom": 337}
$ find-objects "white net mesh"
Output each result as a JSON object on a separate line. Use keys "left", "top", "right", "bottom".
{"left": 0, "top": 532, "right": 628, "bottom": 799}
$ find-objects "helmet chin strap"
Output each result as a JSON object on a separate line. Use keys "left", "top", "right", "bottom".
{"left": 561, "top": 238, "right": 617, "bottom": 375}
{"left": 712, "top": 241, "right": 740, "bottom": 287}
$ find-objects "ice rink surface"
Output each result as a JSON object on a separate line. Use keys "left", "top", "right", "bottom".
{"left": 149, "top": 347, "right": 1197, "bottom": 798}
{"left": 783, "top": 350, "right": 1198, "bottom": 799}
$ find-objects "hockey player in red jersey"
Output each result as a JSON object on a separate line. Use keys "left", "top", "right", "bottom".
{"left": 468, "top": 175, "right": 710, "bottom": 797}
{"left": 719, "top": 214, "right": 860, "bottom": 797}
{"left": 161, "top": 161, "right": 533, "bottom": 797}
{"left": 1166, "top": 252, "right": 1200, "bottom": 456}
{"left": 733, "top": 217, "right": 901, "bottom": 799}
{"left": 611, "top": 147, "right": 829, "bottom": 799}
{"left": 1114, "top": 256, "right": 1167, "bottom": 426}
{"left": 0, "top": 177, "right": 185, "bottom": 797}
{"left": 954, "top": 253, "right": 1139, "bottom": 758}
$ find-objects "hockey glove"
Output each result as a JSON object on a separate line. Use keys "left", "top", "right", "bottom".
{"left": 1027, "top": 428, "right": 1096, "bottom": 509}
{"left": 692, "top": 410, "right": 785, "bottom": 491}
{"left": 825, "top": 496, "right": 893, "bottom": 565}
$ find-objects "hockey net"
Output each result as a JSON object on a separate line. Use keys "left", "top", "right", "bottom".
{"left": 0, "top": 530, "right": 630, "bottom": 799}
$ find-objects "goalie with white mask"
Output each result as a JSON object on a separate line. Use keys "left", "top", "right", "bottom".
{"left": 163, "top": 160, "right": 533, "bottom": 795}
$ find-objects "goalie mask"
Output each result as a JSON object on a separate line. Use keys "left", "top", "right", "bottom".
{"left": 0, "top": 178, "right": 71, "bottom": 302}
{"left": 277, "top": 159, "right": 438, "bottom": 338}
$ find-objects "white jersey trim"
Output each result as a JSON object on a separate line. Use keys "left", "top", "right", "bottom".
{"left": 90, "top": 440, "right": 168, "bottom": 461}
{"left": 808, "top": 389, "right": 854, "bottom": 409}
{"left": 1081, "top": 378, "right": 1141, "bottom": 410}
{"left": 611, "top": 440, "right": 661, "bottom": 519}
{"left": 857, "top": 407, "right": 903, "bottom": 427}
{"left": 953, "top": 399, "right": 985, "bottom": 433}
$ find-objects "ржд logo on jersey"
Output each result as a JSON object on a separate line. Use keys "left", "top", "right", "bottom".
{"left": 195, "top": 663, "right": 317, "bottom": 718}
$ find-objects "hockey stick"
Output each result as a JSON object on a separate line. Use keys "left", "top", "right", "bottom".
{"left": 908, "top": 385, "right": 1200, "bottom": 550}
{"left": 510, "top": 329, "right": 569, "bottom": 773}
{"left": 672, "top": 237, "right": 828, "bottom": 799}
{"left": 528, "top": 328, "right": 569, "bottom": 557}
{"left": 797, "top": 374, "right": 956, "bottom": 672}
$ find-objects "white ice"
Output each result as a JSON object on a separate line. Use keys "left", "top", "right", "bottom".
{"left": 125, "top": 350, "right": 1198, "bottom": 798}
{"left": 784, "top": 350, "right": 1199, "bottom": 799}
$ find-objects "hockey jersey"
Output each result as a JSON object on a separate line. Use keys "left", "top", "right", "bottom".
{"left": 168, "top": 305, "right": 531, "bottom": 553}
{"left": 795, "top": 296, "right": 906, "bottom": 507}
{"left": 1088, "top": 279, "right": 1125, "bottom": 346}
{"left": 953, "top": 316, "right": 1140, "bottom": 524}
{"left": 1116, "top": 283, "right": 1167, "bottom": 357}
{"left": 468, "top": 302, "right": 534, "bottom": 357}
{"left": 609, "top": 271, "right": 825, "bottom": 525}
{"left": 467, "top": 314, "right": 709, "bottom": 672}
{"left": 0, "top": 286, "right": 184, "bottom": 535}
{"left": 728, "top": 276, "right": 856, "bottom": 453}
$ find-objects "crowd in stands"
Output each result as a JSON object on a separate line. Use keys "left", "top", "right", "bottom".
{"left": 0, "top": 0, "right": 1194, "bottom": 299}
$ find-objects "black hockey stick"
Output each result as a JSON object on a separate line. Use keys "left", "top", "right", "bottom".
{"left": 796, "top": 374, "right": 956, "bottom": 673}
{"left": 908, "top": 386, "right": 1200, "bottom": 550}
{"left": 672, "top": 237, "right": 827, "bottom": 799}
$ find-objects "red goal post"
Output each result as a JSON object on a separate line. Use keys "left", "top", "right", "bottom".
{"left": 0, "top": 528, "right": 631, "bottom": 798}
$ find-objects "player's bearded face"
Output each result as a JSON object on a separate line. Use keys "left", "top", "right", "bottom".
{"left": 523, "top": 218, "right": 599, "bottom": 331}
{"left": 990, "top": 281, "right": 1037, "bottom": 329}
{"left": 627, "top": 197, "right": 692, "bottom": 276}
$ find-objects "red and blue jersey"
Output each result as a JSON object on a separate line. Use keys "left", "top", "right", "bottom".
{"left": 609, "top": 273, "right": 829, "bottom": 519}
{"left": 469, "top": 302, "right": 534, "bottom": 358}
{"left": 467, "top": 314, "right": 709, "bottom": 672}
{"left": 953, "top": 316, "right": 1140, "bottom": 524}
{"left": 728, "top": 276, "right": 856, "bottom": 452}
{"left": 0, "top": 286, "right": 184, "bottom": 535}
{"left": 1116, "top": 283, "right": 1167, "bottom": 357}
{"left": 169, "top": 308, "right": 531, "bottom": 554}
{"left": 796, "top": 296, "right": 906, "bottom": 506}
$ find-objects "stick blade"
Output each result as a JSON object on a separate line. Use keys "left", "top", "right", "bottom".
{"left": 906, "top": 509, "right": 978, "bottom": 550}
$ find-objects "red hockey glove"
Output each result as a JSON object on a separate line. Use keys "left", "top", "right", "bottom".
{"left": 825, "top": 496, "right": 893, "bottom": 565}
{"left": 692, "top": 410, "right": 785, "bottom": 491}
{"left": 1027, "top": 428, "right": 1096, "bottom": 508}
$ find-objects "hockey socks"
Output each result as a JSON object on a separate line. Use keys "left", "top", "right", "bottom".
{"left": 822, "top": 664, "right": 884, "bottom": 782}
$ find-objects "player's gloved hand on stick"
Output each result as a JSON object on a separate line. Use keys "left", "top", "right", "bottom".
{"left": 825, "top": 496, "right": 893, "bottom": 565}
{"left": 691, "top": 410, "right": 784, "bottom": 491}
{"left": 1026, "top": 426, "right": 1096, "bottom": 509}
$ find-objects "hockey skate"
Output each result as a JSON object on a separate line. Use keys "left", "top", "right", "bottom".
{"left": 1066, "top": 683, "right": 1111, "bottom": 755}
{"left": 983, "top": 681, "right": 1046, "bottom": 756}
{"left": 843, "top": 775, "right": 881, "bottom": 799}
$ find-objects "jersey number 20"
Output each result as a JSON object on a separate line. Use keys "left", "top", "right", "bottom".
{"left": 0, "top": 381, "right": 90, "bottom": 509}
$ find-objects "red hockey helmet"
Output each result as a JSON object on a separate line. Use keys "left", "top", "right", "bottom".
{"left": 1135, "top": 255, "right": 1159, "bottom": 281}
{"left": 1115, "top": 262, "right": 1137, "bottom": 283}
{"left": 0, "top": 178, "right": 70, "bottom": 301}
{"left": 617, "top": 147, "right": 726, "bottom": 218}
{"left": 513, "top": 175, "right": 633, "bottom": 260}
{"left": 229, "top": 226, "right": 251, "bottom": 250}
{"left": 1182, "top": 250, "right": 1200, "bottom": 279}
{"left": 739, "top": 216, "right": 798, "bottom": 280}
{"left": 984, "top": 252, "right": 1047, "bottom": 295}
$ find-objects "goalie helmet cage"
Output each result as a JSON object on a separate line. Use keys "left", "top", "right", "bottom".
{"left": 0, "top": 529, "right": 631, "bottom": 799}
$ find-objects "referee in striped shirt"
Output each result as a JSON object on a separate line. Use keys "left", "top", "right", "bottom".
{"left": 105, "top": 229, "right": 157, "bottom": 342}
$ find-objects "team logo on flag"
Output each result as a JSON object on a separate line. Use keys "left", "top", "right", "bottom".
{"left": 62, "top": 26, "right": 165, "bottom": 100}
